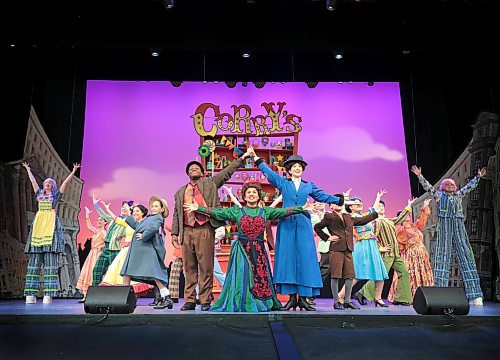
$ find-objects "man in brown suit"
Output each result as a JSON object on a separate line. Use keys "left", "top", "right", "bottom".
{"left": 171, "top": 148, "right": 253, "bottom": 311}
{"left": 314, "top": 193, "right": 379, "bottom": 310}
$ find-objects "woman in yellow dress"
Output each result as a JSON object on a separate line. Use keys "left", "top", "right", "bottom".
{"left": 23, "top": 161, "right": 80, "bottom": 304}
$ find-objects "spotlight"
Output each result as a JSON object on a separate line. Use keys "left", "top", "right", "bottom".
{"left": 242, "top": 82, "right": 248, "bottom": 87}
{"left": 225, "top": 81, "right": 237, "bottom": 88}
{"left": 150, "top": 48, "right": 161, "bottom": 57}
{"left": 337, "top": 81, "right": 343, "bottom": 84}
{"left": 246, "top": 0, "right": 256, "bottom": 4}
{"left": 161, "top": 0, "right": 175, "bottom": 9}
{"left": 306, "top": 82, "right": 318, "bottom": 88}
{"left": 326, "top": 0, "right": 338, "bottom": 11}
{"left": 333, "top": 50, "right": 343, "bottom": 60}
{"left": 170, "top": 81, "right": 182, "bottom": 87}
{"left": 254, "top": 82, "right": 265, "bottom": 89}
{"left": 368, "top": 81, "right": 374, "bottom": 87}
{"left": 348, "top": 81, "right": 353, "bottom": 84}
{"left": 9, "top": 40, "right": 16, "bottom": 48}
{"left": 241, "top": 50, "right": 252, "bottom": 59}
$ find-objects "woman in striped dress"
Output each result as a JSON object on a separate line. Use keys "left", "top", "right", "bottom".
{"left": 411, "top": 165, "right": 486, "bottom": 305}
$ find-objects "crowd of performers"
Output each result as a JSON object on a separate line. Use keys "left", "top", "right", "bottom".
{"left": 21, "top": 147, "right": 487, "bottom": 311}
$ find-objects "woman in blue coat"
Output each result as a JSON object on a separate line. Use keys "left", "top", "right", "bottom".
{"left": 119, "top": 195, "right": 173, "bottom": 309}
{"left": 254, "top": 153, "right": 343, "bottom": 311}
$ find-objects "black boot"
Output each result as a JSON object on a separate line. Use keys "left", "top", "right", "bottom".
{"left": 305, "top": 297, "right": 316, "bottom": 305}
{"left": 154, "top": 295, "right": 174, "bottom": 309}
{"left": 148, "top": 288, "right": 162, "bottom": 306}
{"left": 352, "top": 292, "right": 367, "bottom": 306}
{"left": 280, "top": 294, "right": 298, "bottom": 311}
{"left": 298, "top": 297, "right": 316, "bottom": 311}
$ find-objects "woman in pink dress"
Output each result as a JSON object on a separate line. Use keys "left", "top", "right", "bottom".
{"left": 76, "top": 206, "right": 108, "bottom": 301}
{"left": 388, "top": 199, "right": 434, "bottom": 302}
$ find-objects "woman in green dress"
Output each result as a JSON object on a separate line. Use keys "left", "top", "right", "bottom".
{"left": 184, "top": 181, "right": 313, "bottom": 312}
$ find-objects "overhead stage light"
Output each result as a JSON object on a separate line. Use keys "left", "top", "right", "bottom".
{"left": 150, "top": 48, "right": 161, "bottom": 57}
{"left": 306, "top": 82, "right": 318, "bottom": 89}
{"left": 326, "top": 0, "right": 338, "bottom": 11}
{"left": 241, "top": 50, "right": 252, "bottom": 59}
{"left": 161, "top": 0, "right": 175, "bottom": 9}
{"left": 333, "top": 50, "right": 343, "bottom": 60}
{"left": 368, "top": 81, "right": 374, "bottom": 87}
{"left": 254, "top": 82, "right": 265, "bottom": 89}
{"left": 226, "top": 81, "right": 237, "bottom": 88}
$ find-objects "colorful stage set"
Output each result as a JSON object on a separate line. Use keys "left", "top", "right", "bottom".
{"left": 1, "top": 81, "right": 499, "bottom": 358}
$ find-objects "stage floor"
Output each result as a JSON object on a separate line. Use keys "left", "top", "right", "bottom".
{"left": 1, "top": 298, "right": 499, "bottom": 359}
{"left": 1, "top": 297, "right": 499, "bottom": 317}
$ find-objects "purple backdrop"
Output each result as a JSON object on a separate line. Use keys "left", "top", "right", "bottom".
{"left": 79, "top": 81, "right": 411, "bottom": 260}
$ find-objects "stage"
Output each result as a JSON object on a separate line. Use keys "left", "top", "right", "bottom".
{"left": 1, "top": 298, "right": 499, "bottom": 359}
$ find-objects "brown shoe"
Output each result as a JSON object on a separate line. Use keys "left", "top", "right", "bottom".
{"left": 180, "top": 302, "right": 196, "bottom": 311}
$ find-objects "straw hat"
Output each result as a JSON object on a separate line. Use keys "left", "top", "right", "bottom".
{"left": 149, "top": 195, "right": 169, "bottom": 218}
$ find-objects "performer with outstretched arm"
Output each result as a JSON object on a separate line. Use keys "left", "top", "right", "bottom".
{"left": 23, "top": 162, "right": 80, "bottom": 304}
{"left": 253, "top": 152, "right": 344, "bottom": 311}
{"left": 184, "top": 181, "right": 314, "bottom": 312}
{"left": 171, "top": 147, "right": 254, "bottom": 311}
{"left": 411, "top": 165, "right": 486, "bottom": 305}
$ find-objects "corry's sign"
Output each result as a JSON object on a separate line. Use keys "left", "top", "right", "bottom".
{"left": 192, "top": 102, "right": 302, "bottom": 136}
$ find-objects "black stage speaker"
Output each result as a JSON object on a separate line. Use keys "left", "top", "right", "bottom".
{"left": 413, "top": 286, "right": 469, "bottom": 315}
{"left": 84, "top": 286, "right": 137, "bottom": 314}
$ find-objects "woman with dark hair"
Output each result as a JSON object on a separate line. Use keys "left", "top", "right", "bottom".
{"left": 253, "top": 153, "right": 344, "bottom": 311}
{"left": 340, "top": 192, "right": 389, "bottom": 307}
{"left": 22, "top": 161, "right": 81, "bottom": 305}
{"left": 99, "top": 204, "right": 153, "bottom": 295}
{"left": 184, "top": 182, "right": 313, "bottom": 312}
{"left": 119, "top": 196, "right": 173, "bottom": 309}
{"left": 92, "top": 195, "right": 133, "bottom": 286}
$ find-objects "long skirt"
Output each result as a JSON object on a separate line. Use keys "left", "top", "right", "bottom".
{"left": 352, "top": 238, "right": 389, "bottom": 281}
{"left": 76, "top": 248, "right": 103, "bottom": 295}
{"left": 389, "top": 243, "right": 434, "bottom": 302}
{"left": 101, "top": 247, "right": 153, "bottom": 295}
{"left": 211, "top": 239, "right": 281, "bottom": 312}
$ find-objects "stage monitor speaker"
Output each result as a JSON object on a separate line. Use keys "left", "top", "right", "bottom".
{"left": 84, "top": 286, "right": 137, "bottom": 314}
{"left": 413, "top": 286, "right": 469, "bottom": 315}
